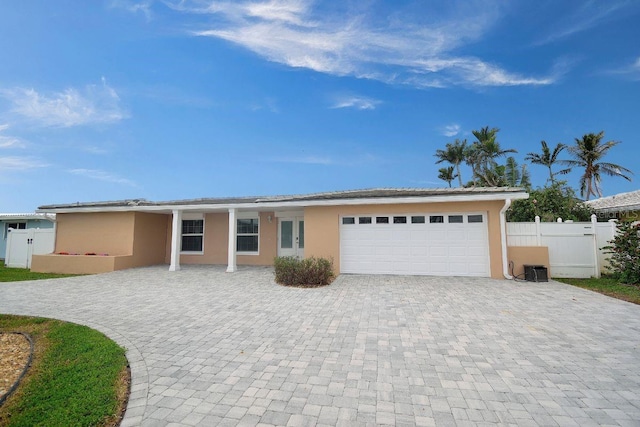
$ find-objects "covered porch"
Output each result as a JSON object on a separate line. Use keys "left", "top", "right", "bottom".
{"left": 167, "top": 208, "right": 305, "bottom": 272}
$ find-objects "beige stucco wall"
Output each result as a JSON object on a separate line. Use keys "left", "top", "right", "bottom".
{"left": 166, "top": 211, "right": 278, "bottom": 266}
{"left": 32, "top": 211, "right": 168, "bottom": 274}
{"left": 131, "top": 212, "right": 169, "bottom": 266}
{"left": 304, "top": 200, "right": 508, "bottom": 279}
{"left": 54, "top": 212, "right": 135, "bottom": 256}
{"left": 507, "top": 246, "right": 551, "bottom": 278}
{"left": 31, "top": 254, "right": 131, "bottom": 274}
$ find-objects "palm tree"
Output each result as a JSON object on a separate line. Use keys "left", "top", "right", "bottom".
{"left": 564, "top": 131, "right": 633, "bottom": 200}
{"left": 469, "top": 126, "right": 517, "bottom": 186}
{"left": 437, "top": 166, "right": 458, "bottom": 188}
{"left": 524, "top": 141, "right": 570, "bottom": 184}
{"left": 434, "top": 139, "right": 466, "bottom": 187}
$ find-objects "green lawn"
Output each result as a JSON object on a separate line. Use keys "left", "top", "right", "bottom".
{"left": 0, "top": 265, "right": 79, "bottom": 282}
{"left": 0, "top": 315, "right": 129, "bottom": 427}
{"left": 557, "top": 277, "right": 640, "bottom": 305}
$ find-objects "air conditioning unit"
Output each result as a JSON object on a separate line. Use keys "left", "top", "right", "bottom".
{"left": 524, "top": 265, "right": 548, "bottom": 282}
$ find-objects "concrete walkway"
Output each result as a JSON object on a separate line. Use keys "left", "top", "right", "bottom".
{"left": 1, "top": 266, "right": 639, "bottom": 426}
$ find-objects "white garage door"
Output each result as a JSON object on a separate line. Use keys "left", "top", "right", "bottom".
{"left": 340, "top": 213, "right": 490, "bottom": 276}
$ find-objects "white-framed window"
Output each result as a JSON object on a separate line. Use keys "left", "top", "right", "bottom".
{"left": 181, "top": 214, "right": 204, "bottom": 253}
{"left": 237, "top": 214, "right": 259, "bottom": 254}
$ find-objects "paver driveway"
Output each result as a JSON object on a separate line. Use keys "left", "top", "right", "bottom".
{"left": 1, "top": 266, "right": 640, "bottom": 426}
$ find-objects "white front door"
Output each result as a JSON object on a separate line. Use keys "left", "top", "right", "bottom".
{"left": 278, "top": 217, "right": 304, "bottom": 258}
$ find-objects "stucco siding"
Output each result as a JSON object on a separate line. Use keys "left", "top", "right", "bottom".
{"left": 54, "top": 212, "right": 135, "bottom": 256}
{"left": 166, "top": 211, "right": 278, "bottom": 266}
{"left": 507, "top": 246, "right": 551, "bottom": 278}
{"left": 132, "top": 212, "right": 169, "bottom": 267}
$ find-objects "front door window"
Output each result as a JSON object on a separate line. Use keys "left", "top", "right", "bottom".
{"left": 278, "top": 217, "right": 304, "bottom": 258}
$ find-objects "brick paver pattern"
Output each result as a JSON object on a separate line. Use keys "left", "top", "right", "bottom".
{"left": 1, "top": 266, "right": 639, "bottom": 426}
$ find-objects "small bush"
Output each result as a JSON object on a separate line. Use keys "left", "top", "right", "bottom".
{"left": 274, "top": 256, "right": 335, "bottom": 287}
{"left": 604, "top": 220, "right": 640, "bottom": 284}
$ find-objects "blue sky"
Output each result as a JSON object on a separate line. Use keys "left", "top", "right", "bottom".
{"left": 1, "top": 0, "right": 639, "bottom": 212}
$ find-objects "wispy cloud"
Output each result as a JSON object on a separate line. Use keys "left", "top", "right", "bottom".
{"left": 0, "top": 156, "right": 47, "bottom": 170}
{"left": 172, "top": 0, "right": 557, "bottom": 88}
{"left": 606, "top": 56, "right": 640, "bottom": 80}
{"left": 535, "top": 1, "right": 632, "bottom": 45}
{"left": 440, "top": 123, "right": 461, "bottom": 137}
{"left": 68, "top": 168, "right": 138, "bottom": 187}
{"left": 1, "top": 78, "right": 128, "bottom": 128}
{"left": 330, "top": 95, "right": 381, "bottom": 110}
{"left": 110, "top": 0, "right": 153, "bottom": 21}
{"left": 0, "top": 124, "right": 27, "bottom": 149}
{"left": 249, "top": 97, "right": 279, "bottom": 113}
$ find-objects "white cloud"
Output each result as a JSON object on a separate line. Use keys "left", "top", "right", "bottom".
{"left": 110, "top": 0, "right": 153, "bottom": 20}
{"left": 175, "top": 0, "right": 558, "bottom": 87}
{"left": 535, "top": 1, "right": 631, "bottom": 46}
{"left": 68, "top": 168, "right": 138, "bottom": 187}
{"left": 606, "top": 56, "right": 640, "bottom": 80}
{"left": 0, "top": 124, "right": 27, "bottom": 149}
{"left": 0, "top": 156, "right": 47, "bottom": 170}
{"left": 331, "top": 95, "right": 381, "bottom": 110}
{"left": 1, "top": 78, "right": 128, "bottom": 128}
{"left": 441, "top": 124, "right": 461, "bottom": 137}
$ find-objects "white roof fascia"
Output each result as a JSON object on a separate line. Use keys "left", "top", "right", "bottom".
{"left": 37, "top": 191, "right": 529, "bottom": 214}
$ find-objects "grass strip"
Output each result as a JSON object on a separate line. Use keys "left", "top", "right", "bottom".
{"left": 0, "top": 266, "right": 78, "bottom": 282}
{"left": 0, "top": 315, "right": 128, "bottom": 427}
{"left": 557, "top": 277, "right": 640, "bottom": 305}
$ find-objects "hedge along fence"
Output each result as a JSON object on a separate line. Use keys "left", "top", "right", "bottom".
{"left": 274, "top": 256, "right": 335, "bottom": 287}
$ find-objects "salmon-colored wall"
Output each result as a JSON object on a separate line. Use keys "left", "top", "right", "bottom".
{"left": 166, "top": 211, "right": 278, "bottom": 266}
{"left": 507, "top": 246, "right": 551, "bottom": 278}
{"left": 32, "top": 211, "right": 168, "bottom": 274}
{"left": 54, "top": 212, "right": 135, "bottom": 256}
{"left": 31, "top": 254, "right": 131, "bottom": 274}
{"left": 304, "top": 200, "right": 507, "bottom": 279}
{"left": 131, "top": 212, "right": 169, "bottom": 266}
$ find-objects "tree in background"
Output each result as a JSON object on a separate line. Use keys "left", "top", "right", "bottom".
{"left": 507, "top": 182, "right": 593, "bottom": 222}
{"left": 504, "top": 156, "right": 531, "bottom": 189}
{"left": 525, "top": 141, "right": 571, "bottom": 184}
{"left": 437, "top": 166, "right": 458, "bottom": 188}
{"left": 564, "top": 131, "right": 633, "bottom": 200}
{"left": 434, "top": 139, "right": 466, "bottom": 187}
{"left": 467, "top": 126, "right": 517, "bottom": 186}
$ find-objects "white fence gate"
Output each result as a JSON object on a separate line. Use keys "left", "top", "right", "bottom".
{"left": 507, "top": 215, "right": 616, "bottom": 279}
{"left": 5, "top": 228, "right": 55, "bottom": 269}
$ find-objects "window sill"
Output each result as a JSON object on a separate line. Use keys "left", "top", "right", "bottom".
{"left": 181, "top": 251, "right": 204, "bottom": 255}
{"left": 237, "top": 252, "right": 259, "bottom": 256}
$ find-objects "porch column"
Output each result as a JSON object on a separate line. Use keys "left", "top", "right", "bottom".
{"left": 226, "top": 208, "right": 237, "bottom": 273}
{"left": 169, "top": 209, "right": 182, "bottom": 271}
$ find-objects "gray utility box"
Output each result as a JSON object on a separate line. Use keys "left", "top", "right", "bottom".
{"left": 524, "top": 265, "right": 548, "bottom": 282}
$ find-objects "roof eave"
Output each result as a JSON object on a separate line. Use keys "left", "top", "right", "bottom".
{"left": 37, "top": 191, "right": 529, "bottom": 214}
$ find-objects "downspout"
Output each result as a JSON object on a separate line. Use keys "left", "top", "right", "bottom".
{"left": 500, "top": 199, "right": 513, "bottom": 279}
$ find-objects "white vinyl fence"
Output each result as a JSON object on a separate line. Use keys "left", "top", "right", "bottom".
{"left": 507, "top": 215, "right": 616, "bottom": 279}
{"left": 5, "top": 228, "right": 55, "bottom": 269}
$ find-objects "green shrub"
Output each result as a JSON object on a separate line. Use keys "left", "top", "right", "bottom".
{"left": 274, "top": 256, "right": 335, "bottom": 287}
{"left": 604, "top": 220, "right": 640, "bottom": 284}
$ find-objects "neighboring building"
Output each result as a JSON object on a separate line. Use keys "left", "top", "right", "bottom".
{"left": 32, "top": 187, "right": 543, "bottom": 278}
{"left": 586, "top": 189, "right": 640, "bottom": 221}
{"left": 0, "top": 213, "right": 56, "bottom": 260}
